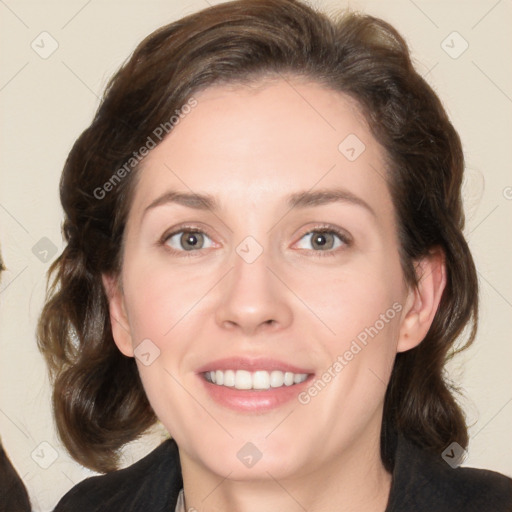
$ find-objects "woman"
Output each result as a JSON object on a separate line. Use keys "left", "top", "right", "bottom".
{"left": 38, "top": 0, "right": 512, "bottom": 510}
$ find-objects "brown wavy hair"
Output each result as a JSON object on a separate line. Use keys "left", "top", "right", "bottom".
{"left": 37, "top": 0, "right": 478, "bottom": 473}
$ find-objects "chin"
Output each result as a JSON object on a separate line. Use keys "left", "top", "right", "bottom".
{"left": 194, "top": 433, "right": 307, "bottom": 481}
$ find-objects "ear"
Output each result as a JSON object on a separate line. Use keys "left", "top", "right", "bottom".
{"left": 397, "top": 248, "right": 446, "bottom": 353}
{"left": 102, "top": 274, "right": 134, "bottom": 357}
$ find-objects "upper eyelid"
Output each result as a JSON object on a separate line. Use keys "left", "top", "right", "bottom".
{"left": 165, "top": 228, "right": 211, "bottom": 240}
{"left": 161, "top": 224, "right": 216, "bottom": 243}
{"left": 163, "top": 225, "right": 348, "bottom": 237}
{"left": 294, "top": 224, "right": 352, "bottom": 242}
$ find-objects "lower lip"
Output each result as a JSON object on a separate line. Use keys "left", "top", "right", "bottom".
{"left": 199, "top": 374, "right": 313, "bottom": 412}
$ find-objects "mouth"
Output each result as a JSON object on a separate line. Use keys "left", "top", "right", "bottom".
{"left": 196, "top": 358, "right": 314, "bottom": 412}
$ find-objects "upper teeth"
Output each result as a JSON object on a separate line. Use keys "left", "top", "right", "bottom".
{"left": 205, "top": 370, "right": 308, "bottom": 390}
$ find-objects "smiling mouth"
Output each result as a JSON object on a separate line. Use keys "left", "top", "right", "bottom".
{"left": 203, "top": 369, "right": 310, "bottom": 390}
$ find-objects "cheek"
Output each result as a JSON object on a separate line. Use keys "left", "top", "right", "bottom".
{"left": 289, "top": 252, "right": 404, "bottom": 412}
{"left": 121, "top": 260, "right": 209, "bottom": 435}
{"left": 295, "top": 302, "right": 401, "bottom": 450}
{"left": 291, "top": 254, "right": 404, "bottom": 347}
{"left": 122, "top": 258, "right": 218, "bottom": 344}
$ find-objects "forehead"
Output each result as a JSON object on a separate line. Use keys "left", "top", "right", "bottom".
{"left": 129, "top": 78, "right": 392, "bottom": 220}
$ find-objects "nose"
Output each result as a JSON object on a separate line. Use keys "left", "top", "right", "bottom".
{"left": 214, "top": 245, "right": 293, "bottom": 336}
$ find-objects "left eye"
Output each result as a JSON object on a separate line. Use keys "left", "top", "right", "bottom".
{"left": 295, "top": 230, "right": 346, "bottom": 251}
{"left": 165, "top": 230, "right": 214, "bottom": 251}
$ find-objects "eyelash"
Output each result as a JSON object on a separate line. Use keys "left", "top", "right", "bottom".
{"left": 295, "top": 225, "right": 352, "bottom": 257}
{"left": 158, "top": 226, "right": 213, "bottom": 258}
{"left": 158, "top": 224, "right": 352, "bottom": 258}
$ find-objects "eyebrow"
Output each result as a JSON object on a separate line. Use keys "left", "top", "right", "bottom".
{"left": 143, "top": 188, "right": 376, "bottom": 217}
{"left": 144, "top": 191, "right": 216, "bottom": 213}
{"left": 287, "top": 189, "right": 376, "bottom": 217}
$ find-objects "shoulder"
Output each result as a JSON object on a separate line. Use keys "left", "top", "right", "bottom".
{"left": 387, "top": 435, "right": 512, "bottom": 512}
{"left": 440, "top": 465, "right": 512, "bottom": 510}
{"left": 53, "top": 439, "right": 183, "bottom": 512}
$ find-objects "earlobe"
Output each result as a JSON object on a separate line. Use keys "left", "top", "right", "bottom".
{"left": 397, "top": 249, "right": 446, "bottom": 353}
{"left": 102, "top": 274, "right": 134, "bottom": 357}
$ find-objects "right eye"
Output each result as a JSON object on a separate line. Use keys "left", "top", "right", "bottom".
{"left": 164, "top": 230, "right": 215, "bottom": 252}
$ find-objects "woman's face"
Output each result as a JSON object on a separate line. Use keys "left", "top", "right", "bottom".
{"left": 107, "top": 78, "right": 423, "bottom": 481}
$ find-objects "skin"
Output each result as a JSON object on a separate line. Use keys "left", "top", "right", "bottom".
{"left": 104, "top": 78, "right": 445, "bottom": 512}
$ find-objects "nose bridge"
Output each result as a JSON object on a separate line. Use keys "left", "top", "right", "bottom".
{"left": 232, "top": 242, "right": 272, "bottom": 297}
{"left": 214, "top": 237, "right": 293, "bottom": 334}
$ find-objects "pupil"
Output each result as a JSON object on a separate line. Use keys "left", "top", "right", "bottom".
{"left": 315, "top": 234, "right": 327, "bottom": 246}
{"left": 182, "top": 232, "right": 202, "bottom": 250}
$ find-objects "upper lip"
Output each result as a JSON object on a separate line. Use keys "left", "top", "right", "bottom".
{"left": 196, "top": 357, "right": 313, "bottom": 374}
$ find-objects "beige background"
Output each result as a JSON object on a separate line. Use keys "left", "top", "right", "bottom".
{"left": 1, "top": 0, "right": 511, "bottom": 509}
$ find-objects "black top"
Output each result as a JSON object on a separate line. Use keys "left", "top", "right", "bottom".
{"left": 54, "top": 435, "right": 512, "bottom": 511}
{"left": 0, "top": 441, "right": 31, "bottom": 512}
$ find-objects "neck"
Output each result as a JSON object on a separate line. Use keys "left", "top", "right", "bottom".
{"left": 179, "top": 426, "right": 392, "bottom": 512}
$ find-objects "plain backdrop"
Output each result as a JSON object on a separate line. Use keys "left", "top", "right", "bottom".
{"left": 0, "top": 0, "right": 511, "bottom": 510}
